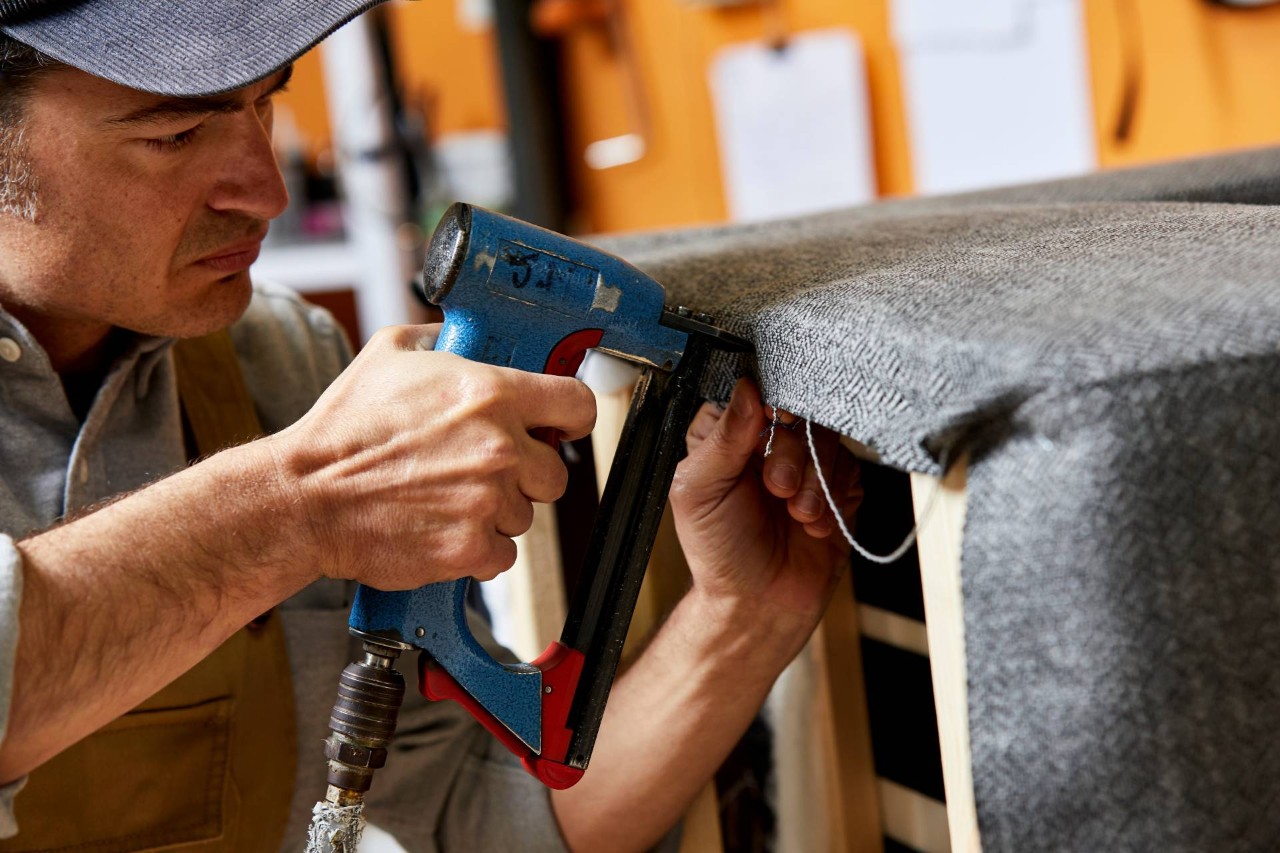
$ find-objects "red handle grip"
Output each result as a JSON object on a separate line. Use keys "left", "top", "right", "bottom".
{"left": 420, "top": 642, "right": 588, "bottom": 788}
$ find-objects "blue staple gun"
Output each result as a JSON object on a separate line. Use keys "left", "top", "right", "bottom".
{"left": 316, "top": 204, "right": 749, "bottom": 805}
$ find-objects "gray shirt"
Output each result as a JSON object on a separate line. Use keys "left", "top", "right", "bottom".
{"left": 0, "top": 281, "right": 567, "bottom": 852}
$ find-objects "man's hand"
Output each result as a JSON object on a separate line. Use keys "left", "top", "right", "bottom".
{"left": 263, "top": 324, "right": 596, "bottom": 591}
{"left": 552, "top": 377, "right": 861, "bottom": 853}
{"left": 2, "top": 323, "right": 594, "bottom": 782}
{"left": 670, "top": 377, "right": 862, "bottom": 643}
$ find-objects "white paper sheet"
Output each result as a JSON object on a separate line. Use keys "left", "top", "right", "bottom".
{"left": 894, "top": 0, "right": 1097, "bottom": 195}
{"left": 456, "top": 0, "right": 492, "bottom": 31}
{"left": 892, "top": 0, "right": 1022, "bottom": 48}
{"left": 708, "top": 29, "right": 876, "bottom": 223}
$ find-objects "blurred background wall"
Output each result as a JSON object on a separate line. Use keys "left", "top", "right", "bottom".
{"left": 256, "top": 0, "right": 1280, "bottom": 342}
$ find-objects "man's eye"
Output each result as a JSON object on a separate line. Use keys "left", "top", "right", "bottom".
{"left": 145, "top": 125, "right": 201, "bottom": 152}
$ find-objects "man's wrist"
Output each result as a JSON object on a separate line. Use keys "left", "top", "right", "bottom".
{"left": 185, "top": 436, "right": 323, "bottom": 600}
{"left": 668, "top": 586, "right": 819, "bottom": 678}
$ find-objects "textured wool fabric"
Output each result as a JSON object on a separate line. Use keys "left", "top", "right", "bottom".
{"left": 604, "top": 146, "right": 1280, "bottom": 850}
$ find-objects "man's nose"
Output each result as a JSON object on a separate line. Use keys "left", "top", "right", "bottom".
{"left": 206, "top": 108, "right": 289, "bottom": 221}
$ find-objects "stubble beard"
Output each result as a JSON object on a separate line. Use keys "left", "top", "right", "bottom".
{"left": 173, "top": 211, "right": 269, "bottom": 270}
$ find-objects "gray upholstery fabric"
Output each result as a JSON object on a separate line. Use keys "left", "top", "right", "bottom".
{"left": 604, "top": 146, "right": 1280, "bottom": 851}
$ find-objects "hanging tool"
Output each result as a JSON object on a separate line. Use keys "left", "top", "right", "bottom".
{"left": 531, "top": 0, "right": 653, "bottom": 169}
{"left": 308, "top": 203, "right": 750, "bottom": 838}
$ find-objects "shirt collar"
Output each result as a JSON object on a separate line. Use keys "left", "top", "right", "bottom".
{"left": 0, "top": 303, "right": 175, "bottom": 382}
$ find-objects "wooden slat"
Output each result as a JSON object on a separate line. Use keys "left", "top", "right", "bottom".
{"left": 877, "top": 779, "right": 950, "bottom": 853}
{"left": 771, "top": 637, "right": 832, "bottom": 853}
{"left": 856, "top": 604, "right": 929, "bottom": 657}
{"left": 817, "top": 571, "right": 885, "bottom": 853}
{"left": 503, "top": 503, "right": 567, "bottom": 660}
{"left": 910, "top": 457, "right": 980, "bottom": 853}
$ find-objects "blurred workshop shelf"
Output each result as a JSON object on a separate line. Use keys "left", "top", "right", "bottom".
{"left": 252, "top": 241, "right": 361, "bottom": 295}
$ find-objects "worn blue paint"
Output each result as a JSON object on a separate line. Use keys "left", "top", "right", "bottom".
{"left": 433, "top": 206, "right": 688, "bottom": 372}
{"left": 350, "top": 581, "right": 544, "bottom": 750}
{"left": 349, "top": 204, "right": 688, "bottom": 754}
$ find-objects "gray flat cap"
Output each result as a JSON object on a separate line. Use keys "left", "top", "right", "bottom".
{"left": 0, "top": 0, "right": 394, "bottom": 96}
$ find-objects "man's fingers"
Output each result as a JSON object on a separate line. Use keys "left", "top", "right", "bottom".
{"left": 518, "top": 435, "right": 571, "bottom": 504}
{"left": 495, "top": 492, "right": 536, "bottom": 539}
{"left": 835, "top": 449, "right": 864, "bottom": 507}
{"left": 788, "top": 425, "right": 842, "bottom": 525}
{"left": 672, "top": 379, "right": 766, "bottom": 515}
{"left": 682, "top": 379, "right": 764, "bottom": 482}
{"left": 790, "top": 464, "right": 827, "bottom": 524}
{"left": 741, "top": 399, "right": 864, "bottom": 537}
{"left": 763, "top": 405, "right": 801, "bottom": 430}
{"left": 761, "top": 423, "right": 808, "bottom": 499}
{"left": 805, "top": 450, "right": 862, "bottom": 539}
{"left": 471, "top": 534, "right": 519, "bottom": 581}
{"left": 516, "top": 374, "right": 597, "bottom": 441}
{"left": 685, "top": 401, "right": 726, "bottom": 454}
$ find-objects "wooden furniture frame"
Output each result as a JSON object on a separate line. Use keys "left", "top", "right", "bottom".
{"left": 502, "top": 396, "right": 978, "bottom": 853}
{"left": 912, "top": 458, "right": 979, "bottom": 853}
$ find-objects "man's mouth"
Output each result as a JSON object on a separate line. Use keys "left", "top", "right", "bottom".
{"left": 195, "top": 234, "right": 266, "bottom": 273}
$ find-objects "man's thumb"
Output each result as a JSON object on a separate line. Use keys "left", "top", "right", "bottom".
{"left": 679, "top": 379, "right": 762, "bottom": 494}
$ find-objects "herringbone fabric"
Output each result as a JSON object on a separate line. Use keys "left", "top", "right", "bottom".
{"left": 605, "top": 146, "right": 1280, "bottom": 850}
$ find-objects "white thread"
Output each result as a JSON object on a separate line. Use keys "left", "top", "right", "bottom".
{"left": 803, "top": 419, "right": 948, "bottom": 565}
{"left": 764, "top": 408, "right": 780, "bottom": 457}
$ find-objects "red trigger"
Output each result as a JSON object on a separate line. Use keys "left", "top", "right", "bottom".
{"left": 544, "top": 329, "right": 604, "bottom": 377}
{"left": 533, "top": 329, "right": 604, "bottom": 447}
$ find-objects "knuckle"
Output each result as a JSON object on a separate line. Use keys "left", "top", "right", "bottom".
{"left": 668, "top": 464, "right": 695, "bottom": 508}
{"left": 369, "top": 325, "right": 409, "bottom": 350}
{"left": 477, "top": 432, "right": 519, "bottom": 469}
{"left": 366, "top": 327, "right": 394, "bottom": 348}
{"left": 471, "top": 564, "right": 501, "bottom": 582}
{"left": 440, "top": 524, "right": 492, "bottom": 571}
{"left": 494, "top": 539, "right": 518, "bottom": 572}
{"left": 473, "top": 540, "right": 516, "bottom": 581}
{"left": 549, "top": 460, "right": 569, "bottom": 497}
{"left": 513, "top": 501, "right": 535, "bottom": 536}
{"left": 432, "top": 536, "right": 471, "bottom": 575}
{"left": 460, "top": 370, "right": 504, "bottom": 409}
{"left": 462, "top": 487, "right": 503, "bottom": 520}
{"left": 529, "top": 454, "right": 568, "bottom": 498}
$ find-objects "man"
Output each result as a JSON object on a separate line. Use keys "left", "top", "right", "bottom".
{"left": 0, "top": 1, "right": 861, "bottom": 850}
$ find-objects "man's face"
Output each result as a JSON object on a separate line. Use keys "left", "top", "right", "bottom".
{"left": 0, "top": 65, "right": 291, "bottom": 339}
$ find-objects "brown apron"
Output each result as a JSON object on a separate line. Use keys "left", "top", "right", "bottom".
{"left": 2, "top": 331, "right": 298, "bottom": 852}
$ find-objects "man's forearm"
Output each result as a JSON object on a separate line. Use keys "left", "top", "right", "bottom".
{"left": 0, "top": 439, "right": 312, "bottom": 782}
{"left": 0, "top": 327, "right": 599, "bottom": 786}
{"left": 550, "top": 590, "right": 812, "bottom": 853}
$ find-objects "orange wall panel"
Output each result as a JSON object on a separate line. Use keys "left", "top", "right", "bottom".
{"left": 557, "top": 0, "right": 915, "bottom": 235}
{"left": 1084, "top": 0, "right": 1280, "bottom": 168}
{"left": 273, "top": 0, "right": 1280, "bottom": 238}
{"left": 275, "top": 2, "right": 506, "bottom": 161}
{"left": 276, "top": 51, "right": 332, "bottom": 158}
{"left": 387, "top": 1, "right": 506, "bottom": 134}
